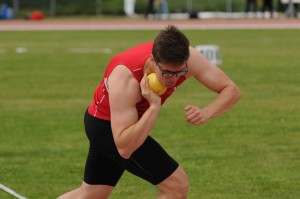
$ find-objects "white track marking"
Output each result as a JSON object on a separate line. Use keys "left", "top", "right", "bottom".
{"left": 0, "top": 183, "right": 27, "bottom": 199}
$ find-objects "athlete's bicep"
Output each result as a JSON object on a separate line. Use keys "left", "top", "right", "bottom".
{"left": 108, "top": 65, "right": 141, "bottom": 139}
{"left": 188, "top": 47, "right": 234, "bottom": 93}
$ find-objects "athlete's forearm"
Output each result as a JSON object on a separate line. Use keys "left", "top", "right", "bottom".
{"left": 205, "top": 83, "right": 240, "bottom": 119}
{"left": 186, "top": 83, "right": 240, "bottom": 125}
{"left": 115, "top": 104, "right": 161, "bottom": 159}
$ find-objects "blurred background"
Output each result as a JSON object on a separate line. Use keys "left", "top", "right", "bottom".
{"left": 0, "top": 0, "right": 299, "bottom": 20}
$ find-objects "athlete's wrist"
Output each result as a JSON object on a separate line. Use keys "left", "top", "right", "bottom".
{"left": 149, "top": 103, "right": 161, "bottom": 111}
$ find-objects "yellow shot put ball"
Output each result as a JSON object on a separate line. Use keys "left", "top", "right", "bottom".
{"left": 147, "top": 73, "right": 167, "bottom": 95}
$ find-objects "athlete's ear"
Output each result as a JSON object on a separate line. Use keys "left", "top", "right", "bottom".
{"left": 149, "top": 54, "right": 155, "bottom": 63}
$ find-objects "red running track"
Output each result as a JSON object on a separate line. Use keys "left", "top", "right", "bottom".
{"left": 0, "top": 18, "right": 300, "bottom": 31}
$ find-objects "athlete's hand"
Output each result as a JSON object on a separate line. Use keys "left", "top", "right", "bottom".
{"left": 140, "top": 73, "right": 161, "bottom": 107}
{"left": 184, "top": 105, "right": 208, "bottom": 125}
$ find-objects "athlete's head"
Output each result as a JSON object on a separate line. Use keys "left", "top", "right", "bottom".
{"left": 152, "top": 25, "right": 190, "bottom": 67}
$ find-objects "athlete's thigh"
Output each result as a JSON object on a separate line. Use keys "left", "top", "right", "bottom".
{"left": 84, "top": 111, "right": 178, "bottom": 186}
{"left": 84, "top": 147, "right": 125, "bottom": 186}
{"left": 120, "top": 136, "right": 179, "bottom": 185}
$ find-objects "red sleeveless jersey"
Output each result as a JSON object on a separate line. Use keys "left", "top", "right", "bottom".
{"left": 88, "top": 42, "right": 186, "bottom": 121}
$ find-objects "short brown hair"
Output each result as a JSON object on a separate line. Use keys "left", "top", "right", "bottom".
{"left": 152, "top": 25, "right": 190, "bottom": 67}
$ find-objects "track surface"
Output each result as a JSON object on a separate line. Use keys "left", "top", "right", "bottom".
{"left": 1, "top": 18, "right": 300, "bottom": 30}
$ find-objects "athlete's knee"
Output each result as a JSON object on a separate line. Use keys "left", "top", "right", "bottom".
{"left": 57, "top": 182, "right": 113, "bottom": 199}
{"left": 173, "top": 179, "right": 189, "bottom": 199}
{"left": 168, "top": 181, "right": 189, "bottom": 199}
{"left": 157, "top": 166, "right": 189, "bottom": 199}
{"left": 80, "top": 182, "right": 113, "bottom": 199}
{"left": 158, "top": 181, "right": 189, "bottom": 199}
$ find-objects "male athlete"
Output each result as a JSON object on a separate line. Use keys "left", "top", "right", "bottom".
{"left": 58, "top": 25, "right": 240, "bottom": 199}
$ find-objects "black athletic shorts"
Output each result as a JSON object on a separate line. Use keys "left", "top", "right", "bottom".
{"left": 83, "top": 110, "right": 179, "bottom": 186}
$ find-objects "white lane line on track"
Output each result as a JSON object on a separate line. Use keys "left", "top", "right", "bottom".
{"left": 0, "top": 183, "right": 27, "bottom": 199}
{"left": 0, "top": 47, "right": 112, "bottom": 54}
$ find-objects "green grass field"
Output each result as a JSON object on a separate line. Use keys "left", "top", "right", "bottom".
{"left": 0, "top": 29, "right": 299, "bottom": 199}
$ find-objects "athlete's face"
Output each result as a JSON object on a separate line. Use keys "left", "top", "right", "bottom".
{"left": 155, "top": 62, "right": 188, "bottom": 88}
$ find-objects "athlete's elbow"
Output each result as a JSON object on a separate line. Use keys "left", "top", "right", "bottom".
{"left": 233, "top": 84, "right": 241, "bottom": 103}
{"left": 115, "top": 140, "right": 132, "bottom": 159}
{"left": 112, "top": 130, "right": 132, "bottom": 159}
{"left": 225, "top": 83, "right": 241, "bottom": 103}
{"left": 117, "top": 147, "right": 132, "bottom": 159}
